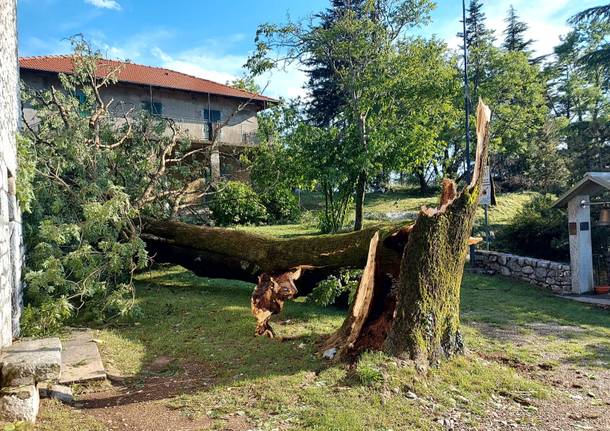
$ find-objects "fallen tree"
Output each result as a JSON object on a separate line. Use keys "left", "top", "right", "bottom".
{"left": 142, "top": 100, "right": 491, "bottom": 365}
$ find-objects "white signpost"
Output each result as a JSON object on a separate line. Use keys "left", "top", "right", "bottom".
{"left": 479, "top": 166, "right": 492, "bottom": 249}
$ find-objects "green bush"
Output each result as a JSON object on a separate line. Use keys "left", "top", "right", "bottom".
{"left": 260, "top": 187, "right": 301, "bottom": 224}
{"left": 496, "top": 195, "right": 569, "bottom": 261}
{"left": 209, "top": 181, "right": 268, "bottom": 226}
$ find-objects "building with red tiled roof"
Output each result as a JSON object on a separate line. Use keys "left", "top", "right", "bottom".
{"left": 20, "top": 55, "right": 277, "bottom": 180}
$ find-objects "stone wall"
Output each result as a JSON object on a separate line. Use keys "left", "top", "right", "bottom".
{"left": 0, "top": 0, "right": 23, "bottom": 347}
{"left": 474, "top": 250, "right": 571, "bottom": 294}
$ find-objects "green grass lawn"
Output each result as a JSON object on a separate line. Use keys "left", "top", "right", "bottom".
{"left": 237, "top": 189, "right": 537, "bottom": 239}
{"left": 34, "top": 266, "right": 610, "bottom": 431}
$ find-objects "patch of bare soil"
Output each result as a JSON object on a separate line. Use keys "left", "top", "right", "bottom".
{"left": 464, "top": 363, "right": 610, "bottom": 431}
{"left": 465, "top": 321, "right": 610, "bottom": 431}
{"left": 74, "top": 361, "right": 217, "bottom": 431}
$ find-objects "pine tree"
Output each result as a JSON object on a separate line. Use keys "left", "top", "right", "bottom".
{"left": 503, "top": 5, "right": 534, "bottom": 52}
{"left": 459, "top": 0, "right": 494, "bottom": 50}
{"left": 458, "top": 0, "right": 495, "bottom": 107}
{"left": 304, "top": 0, "right": 368, "bottom": 126}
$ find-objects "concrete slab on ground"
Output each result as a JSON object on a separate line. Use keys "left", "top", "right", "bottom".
{"left": 0, "top": 338, "right": 61, "bottom": 386}
{"left": 556, "top": 293, "right": 610, "bottom": 307}
{"left": 59, "top": 329, "right": 106, "bottom": 384}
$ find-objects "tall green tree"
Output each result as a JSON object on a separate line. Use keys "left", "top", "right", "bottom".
{"left": 304, "top": 0, "right": 368, "bottom": 126}
{"left": 478, "top": 48, "right": 548, "bottom": 187}
{"left": 570, "top": 4, "right": 610, "bottom": 69}
{"left": 502, "top": 5, "right": 534, "bottom": 53}
{"left": 248, "top": 0, "right": 434, "bottom": 231}
{"left": 459, "top": 0, "right": 495, "bottom": 105}
{"left": 547, "top": 18, "right": 610, "bottom": 177}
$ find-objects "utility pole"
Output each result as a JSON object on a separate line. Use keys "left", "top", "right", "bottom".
{"left": 462, "top": 0, "right": 476, "bottom": 265}
{"left": 462, "top": 0, "right": 471, "bottom": 183}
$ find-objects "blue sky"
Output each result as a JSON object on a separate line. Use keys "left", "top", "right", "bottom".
{"left": 18, "top": 0, "right": 598, "bottom": 98}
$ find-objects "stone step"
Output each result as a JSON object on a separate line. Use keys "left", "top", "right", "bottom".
{"left": 0, "top": 385, "right": 39, "bottom": 423}
{"left": 59, "top": 329, "right": 106, "bottom": 384}
{"left": 0, "top": 337, "right": 61, "bottom": 387}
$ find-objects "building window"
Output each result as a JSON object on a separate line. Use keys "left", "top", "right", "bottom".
{"left": 203, "top": 109, "right": 221, "bottom": 123}
{"left": 75, "top": 89, "right": 89, "bottom": 116}
{"left": 142, "top": 101, "right": 163, "bottom": 116}
{"left": 75, "top": 89, "right": 86, "bottom": 105}
{"left": 203, "top": 109, "right": 222, "bottom": 141}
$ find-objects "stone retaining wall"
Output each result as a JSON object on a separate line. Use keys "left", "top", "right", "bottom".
{"left": 474, "top": 250, "right": 571, "bottom": 294}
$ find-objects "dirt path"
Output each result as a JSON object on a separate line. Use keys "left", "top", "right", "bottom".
{"left": 74, "top": 362, "right": 217, "bottom": 431}
{"left": 463, "top": 322, "right": 610, "bottom": 431}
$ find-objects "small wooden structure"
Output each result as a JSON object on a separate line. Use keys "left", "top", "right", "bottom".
{"left": 554, "top": 172, "right": 610, "bottom": 294}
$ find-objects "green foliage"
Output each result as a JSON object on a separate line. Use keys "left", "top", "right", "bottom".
{"left": 260, "top": 187, "right": 301, "bottom": 223}
{"left": 496, "top": 195, "right": 569, "bottom": 261}
{"left": 248, "top": 1, "right": 438, "bottom": 230}
{"left": 294, "top": 125, "right": 357, "bottom": 233}
{"left": 15, "top": 134, "right": 36, "bottom": 213}
{"left": 502, "top": 5, "right": 533, "bottom": 53}
{"left": 307, "top": 268, "right": 362, "bottom": 306}
{"left": 547, "top": 18, "right": 610, "bottom": 180}
{"left": 243, "top": 125, "right": 303, "bottom": 224}
{"left": 19, "top": 37, "right": 206, "bottom": 335}
{"left": 355, "top": 351, "right": 387, "bottom": 387}
{"left": 479, "top": 48, "right": 548, "bottom": 187}
{"left": 209, "top": 181, "right": 268, "bottom": 226}
{"left": 20, "top": 301, "right": 72, "bottom": 338}
{"left": 523, "top": 120, "right": 570, "bottom": 194}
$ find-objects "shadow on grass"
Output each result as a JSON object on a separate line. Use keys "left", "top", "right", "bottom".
{"left": 461, "top": 273, "right": 610, "bottom": 368}
{"left": 86, "top": 266, "right": 345, "bottom": 408}
{"left": 86, "top": 268, "right": 610, "bottom": 412}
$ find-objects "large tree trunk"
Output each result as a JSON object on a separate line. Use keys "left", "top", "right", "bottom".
{"left": 142, "top": 219, "right": 405, "bottom": 290}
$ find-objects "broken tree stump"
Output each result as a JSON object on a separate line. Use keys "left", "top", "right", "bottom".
{"left": 324, "top": 100, "right": 492, "bottom": 365}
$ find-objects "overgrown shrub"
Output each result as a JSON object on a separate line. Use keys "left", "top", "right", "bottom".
{"left": 307, "top": 269, "right": 362, "bottom": 307}
{"left": 245, "top": 136, "right": 302, "bottom": 225}
{"left": 260, "top": 187, "right": 301, "bottom": 223}
{"left": 496, "top": 195, "right": 569, "bottom": 261}
{"left": 209, "top": 181, "right": 268, "bottom": 226}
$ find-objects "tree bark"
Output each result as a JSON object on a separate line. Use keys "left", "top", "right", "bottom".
{"left": 353, "top": 170, "right": 367, "bottom": 231}
{"left": 415, "top": 167, "right": 429, "bottom": 194}
{"left": 142, "top": 219, "right": 405, "bottom": 290}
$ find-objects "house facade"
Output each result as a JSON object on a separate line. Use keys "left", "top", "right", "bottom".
{"left": 19, "top": 56, "right": 276, "bottom": 180}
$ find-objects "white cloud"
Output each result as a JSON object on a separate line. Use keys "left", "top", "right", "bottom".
{"left": 85, "top": 0, "right": 121, "bottom": 11}
{"left": 149, "top": 46, "right": 307, "bottom": 99}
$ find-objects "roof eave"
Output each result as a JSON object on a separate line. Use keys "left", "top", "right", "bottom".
{"left": 19, "top": 65, "right": 278, "bottom": 106}
{"left": 553, "top": 172, "right": 610, "bottom": 207}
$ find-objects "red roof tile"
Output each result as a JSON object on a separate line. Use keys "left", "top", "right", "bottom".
{"left": 19, "top": 55, "right": 276, "bottom": 104}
